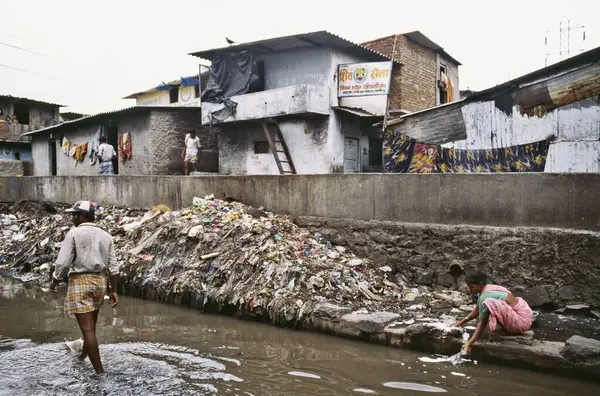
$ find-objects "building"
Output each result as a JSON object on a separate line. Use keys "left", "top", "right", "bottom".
{"left": 123, "top": 75, "right": 204, "bottom": 107}
{"left": 0, "top": 95, "right": 63, "bottom": 175}
{"left": 24, "top": 106, "right": 218, "bottom": 176}
{"left": 384, "top": 46, "right": 600, "bottom": 173}
{"left": 362, "top": 31, "right": 461, "bottom": 112}
{"left": 60, "top": 112, "right": 87, "bottom": 122}
{"left": 191, "top": 31, "right": 404, "bottom": 175}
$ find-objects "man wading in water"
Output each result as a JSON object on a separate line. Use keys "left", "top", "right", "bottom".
{"left": 50, "top": 200, "right": 119, "bottom": 374}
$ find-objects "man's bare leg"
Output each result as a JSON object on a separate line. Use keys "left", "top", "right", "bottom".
{"left": 79, "top": 309, "right": 101, "bottom": 360}
{"left": 184, "top": 161, "right": 189, "bottom": 176}
{"left": 75, "top": 311, "right": 104, "bottom": 374}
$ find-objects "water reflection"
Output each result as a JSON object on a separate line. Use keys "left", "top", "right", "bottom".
{"left": 0, "top": 277, "right": 598, "bottom": 396}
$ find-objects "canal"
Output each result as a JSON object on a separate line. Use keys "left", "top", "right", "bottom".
{"left": 0, "top": 278, "right": 596, "bottom": 395}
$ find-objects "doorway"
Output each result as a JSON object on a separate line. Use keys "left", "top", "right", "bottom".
{"left": 48, "top": 139, "right": 57, "bottom": 176}
{"left": 106, "top": 124, "right": 119, "bottom": 175}
{"left": 13, "top": 103, "right": 30, "bottom": 125}
{"left": 343, "top": 137, "right": 359, "bottom": 173}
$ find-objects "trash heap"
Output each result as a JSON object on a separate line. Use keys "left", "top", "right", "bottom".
{"left": 2, "top": 197, "right": 424, "bottom": 324}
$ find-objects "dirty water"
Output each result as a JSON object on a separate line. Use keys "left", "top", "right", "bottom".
{"left": 0, "top": 279, "right": 596, "bottom": 396}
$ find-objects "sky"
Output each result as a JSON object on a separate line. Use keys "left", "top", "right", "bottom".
{"left": 1, "top": 0, "right": 599, "bottom": 114}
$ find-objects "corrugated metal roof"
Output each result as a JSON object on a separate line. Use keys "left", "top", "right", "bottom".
{"left": 333, "top": 106, "right": 381, "bottom": 117}
{"left": 122, "top": 74, "right": 201, "bottom": 99}
{"left": 388, "top": 45, "right": 600, "bottom": 122}
{"left": 189, "top": 31, "right": 401, "bottom": 65}
{"left": 0, "top": 94, "right": 65, "bottom": 108}
{"left": 22, "top": 105, "right": 200, "bottom": 137}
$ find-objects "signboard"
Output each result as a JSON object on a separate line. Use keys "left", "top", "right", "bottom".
{"left": 337, "top": 61, "right": 393, "bottom": 97}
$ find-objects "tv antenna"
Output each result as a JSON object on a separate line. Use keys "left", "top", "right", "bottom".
{"left": 544, "top": 17, "right": 586, "bottom": 66}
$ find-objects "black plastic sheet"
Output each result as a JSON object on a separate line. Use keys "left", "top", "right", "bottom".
{"left": 201, "top": 51, "right": 255, "bottom": 103}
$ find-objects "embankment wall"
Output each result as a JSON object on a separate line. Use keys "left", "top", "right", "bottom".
{"left": 0, "top": 173, "right": 599, "bottom": 230}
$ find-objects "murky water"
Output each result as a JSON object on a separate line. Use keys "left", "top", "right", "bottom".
{"left": 0, "top": 278, "right": 596, "bottom": 396}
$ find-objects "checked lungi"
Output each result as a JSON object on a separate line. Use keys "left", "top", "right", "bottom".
{"left": 98, "top": 161, "right": 114, "bottom": 175}
{"left": 64, "top": 273, "right": 107, "bottom": 315}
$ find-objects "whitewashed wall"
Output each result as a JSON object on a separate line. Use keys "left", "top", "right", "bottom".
{"left": 441, "top": 96, "right": 600, "bottom": 172}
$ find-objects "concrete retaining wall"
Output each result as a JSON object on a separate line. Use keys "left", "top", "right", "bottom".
{"left": 0, "top": 173, "right": 599, "bottom": 230}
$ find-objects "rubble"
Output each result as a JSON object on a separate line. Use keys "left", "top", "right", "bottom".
{"left": 2, "top": 198, "right": 600, "bottom": 379}
{"left": 1, "top": 197, "right": 446, "bottom": 322}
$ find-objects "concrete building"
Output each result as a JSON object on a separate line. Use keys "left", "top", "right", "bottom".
{"left": 362, "top": 31, "right": 461, "bottom": 112}
{"left": 191, "top": 31, "right": 406, "bottom": 175}
{"left": 24, "top": 106, "right": 218, "bottom": 176}
{"left": 123, "top": 75, "right": 204, "bottom": 107}
{"left": 385, "top": 46, "right": 600, "bottom": 172}
{"left": 0, "top": 95, "right": 63, "bottom": 175}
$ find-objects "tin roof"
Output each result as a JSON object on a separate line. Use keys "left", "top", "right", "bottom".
{"left": 388, "top": 45, "right": 600, "bottom": 122}
{"left": 0, "top": 94, "right": 65, "bottom": 108}
{"left": 122, "top": 74, "right": 203, "bottom": 99}
{"left": 22, "top": 105, "right": 200, "bottom": 137}
{"left": 189, "top": 31, "right": 401, "bottom": 65}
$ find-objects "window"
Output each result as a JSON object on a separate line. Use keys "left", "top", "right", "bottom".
{"left": 438, "top": 65, "right": 448, "bottom": 105}
{"left": 13, "top": 103, "right": 30, "bottom": 124}
{"left": 194, "top": 84, "right": 200, "bottom": 98}
{"left": 254, "top": 141, "right": 269, "bottom": 154}
{"left": 169, "top": 87, "right": 179, "bottom": 104}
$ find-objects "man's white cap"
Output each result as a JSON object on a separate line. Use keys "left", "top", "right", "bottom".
{"left": 65, "top": 200, "right": 95, "bottom": 215}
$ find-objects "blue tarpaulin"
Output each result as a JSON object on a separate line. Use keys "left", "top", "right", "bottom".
{"left": 180, "top": 76, "right": 199, "bottom": 87}
{"left": 156, "top": 84, "right": 175, "bottom": 91}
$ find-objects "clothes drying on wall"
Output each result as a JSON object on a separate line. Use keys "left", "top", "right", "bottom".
{"left": 383, "top": 130, "right": 554, "bottom": 173}
{"left": 118, "top": 132, "right": 132, "bottom": 163}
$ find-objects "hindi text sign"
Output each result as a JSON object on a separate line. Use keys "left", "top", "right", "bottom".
{"left": 337, "top": 61, "right": 393, "bottom": 97}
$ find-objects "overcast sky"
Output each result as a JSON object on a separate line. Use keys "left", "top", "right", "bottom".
{"left": 1, "top": 0, "right": 598, "bottom": 114}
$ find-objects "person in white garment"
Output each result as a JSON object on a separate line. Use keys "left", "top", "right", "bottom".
{"left": 97, "top": 136, "right": 117, "bottom": 175}
{"left": 182, "top": 130, "right": 201, "bottom": 175}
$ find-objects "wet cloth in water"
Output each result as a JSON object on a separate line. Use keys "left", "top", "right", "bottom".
{"left": 479, "top": 292, "right": 533, "bottom": 334}
{"left": 64, "top": 273, "right": 107, "bottom": 315}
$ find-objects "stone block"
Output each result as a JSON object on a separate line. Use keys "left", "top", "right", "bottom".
{"left": 340, "top": 311, "right": 401, "bottom": 335}
{"left": 437, "top": 273, "right": 455, "bottom": 287}
{"left": 415, "top": 269, "right": 434, "bottom": 285}
{"left": 489, "top": 330, "right": 534, "bottom": 346}
{"left": 559, "top": 285, "right": 575, "bottom": 300}
{"left": 519, "top": 285, "right": 553, "bottom": 308}
{"left": 561, "top": 335, "right": 600, "bottom": 363}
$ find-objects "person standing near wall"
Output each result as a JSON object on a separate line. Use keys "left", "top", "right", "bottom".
{"left": 182, "top": 130, "right": 201, "bottom": 175}
{"left": 97, "top": 136, "right": 116, "bottom": 175}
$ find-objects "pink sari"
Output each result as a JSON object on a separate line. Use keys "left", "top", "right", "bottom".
{"left": 483, "top": 297, "right": 533, "bottom": 334}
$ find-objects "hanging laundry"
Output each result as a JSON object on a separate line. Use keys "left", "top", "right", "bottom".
{"left": 383, "top": 128, "right": 554, "bottom": 173}
{"left": 61, "top": 137, "right": 69, "bottom": 154}
{"left": 88, "top": 127, "right": 101, "bottom": 165}
{"left": 74, "top": 142, "right": 88, "bottom": 161}
{"left": 118, "top": 132, "right": 132, "bottom": 164}
{"left": 447, "top": 78, "right": 455, "bottom": 102}
{"left": 69, "top": 144, "right": 77, "bottom": 158}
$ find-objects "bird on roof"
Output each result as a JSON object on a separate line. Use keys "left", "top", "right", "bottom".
{"left": 226, "top": 37, "right": 235, "bottom": 45}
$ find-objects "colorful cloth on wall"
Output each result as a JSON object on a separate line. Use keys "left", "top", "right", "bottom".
{"left": 384, "top": 129, "right": 554, "bottom": 173}
{"left": 118, "top": 133, "right": 132, "bottom": 164}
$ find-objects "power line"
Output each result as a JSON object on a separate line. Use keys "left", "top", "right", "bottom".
{"left": 0, "top": 63, "right": 66, "bottom": 81}
{"left": 0, "top": 41, "right": 61, "bottom": 60}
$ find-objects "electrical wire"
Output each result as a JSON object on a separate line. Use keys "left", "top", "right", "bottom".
{"left": 0, "top": 41, "right": 61, "bottom": 60}
{"left": 0, "top": 63, "right": 66, "bottom": 81}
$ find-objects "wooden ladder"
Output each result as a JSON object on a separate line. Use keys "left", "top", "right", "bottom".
{"left": 261, "top": 119, "right": 296, "bottom": 175}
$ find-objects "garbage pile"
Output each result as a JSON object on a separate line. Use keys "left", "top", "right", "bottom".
{"left": 0, "top": 197, "right": 475, "bottom": 324}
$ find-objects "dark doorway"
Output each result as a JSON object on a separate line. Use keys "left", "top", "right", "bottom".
{"left": 13, "top": 103, "right": 30, "bottom": 124}
{"left": 49, "top": 139, "right": 57, "bottom": 176}
{"left": 169, "top": 87, "right": 179, "bottom": 104}
{"left": 369, "top": 137, "right": 383, "bottom": 166}
{"left": 106, "top": 124, "right": 119, "bottom": 175}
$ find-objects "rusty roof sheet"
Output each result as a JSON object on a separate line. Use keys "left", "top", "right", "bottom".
{"left": 22, "top": 106, "right": 200, "bottom": 137}
{"left": 189, "top": 31, "right": 401, "bottom": 65}
{"left": 0, "top": 94, "right": 65, "bottom": 108}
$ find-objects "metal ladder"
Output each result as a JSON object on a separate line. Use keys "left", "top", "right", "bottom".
{"left": 261, "top": 119, "right": 296, "bottom": 175}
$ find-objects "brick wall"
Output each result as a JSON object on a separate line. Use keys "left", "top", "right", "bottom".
{"left": 363, "top": 35, "right": 438, "bottom": 112}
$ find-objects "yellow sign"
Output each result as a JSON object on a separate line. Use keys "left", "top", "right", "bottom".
{"left": 338, "top": 61, "right": 393, "bottom": 97}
